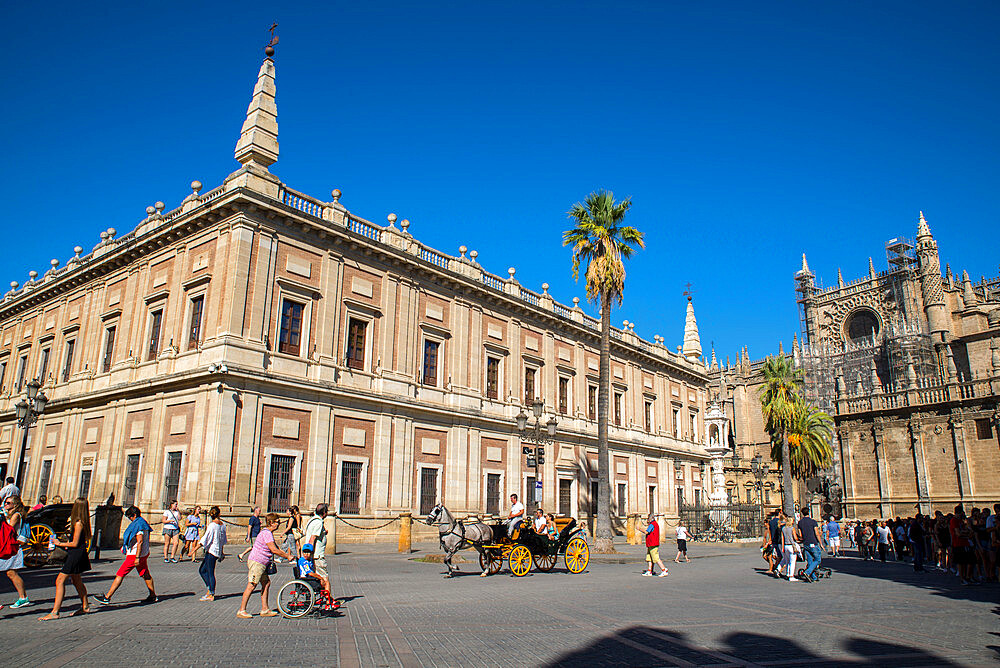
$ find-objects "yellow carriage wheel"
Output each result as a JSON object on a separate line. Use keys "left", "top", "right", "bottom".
{"left": 564, "top": 537, "right": 590, "bottom": 574}
{"left": 508, "top": 544, "right": 532, "bottom": 577}
{"left": 25, "top": 525, "right": 53, "bottom": 559}
{"left": 533, "top": 553, "right": 557, "bottom": 572}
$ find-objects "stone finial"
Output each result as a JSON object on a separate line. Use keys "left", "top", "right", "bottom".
{"left": 835, "top": 369, "right": 846, "bottom": 397}
{"left": 386, "top": 213, "right": 397, "bottom": 229}
{"left": 945, "top": 263, "right": 953, "bottom": 285}
{"left": 628, "top": 322, "right": 635, "bottom": 332}
{"left": 837, "top": 268, "right": 845, "bottom": 288}
{"left": 572, "top": 296, "right": 580, "bottom": 308}
{"left": 458, "top": 245, "right": 467, "bottom": 258}
{"left": 469, "top": 250, "right": 478, "bottom": 262}
{"left": 682, "top": 296, "right": 702, "bottom": 361}
{"left": 107, "top": 228, "right": 117, "bottom": 239}
{"left": 962, "top": 270, "right": 977, "bottom": 306}
{"left": 710, "top": 345, "right": 718, "bottom": 370}
{"left": 28, "top": 270, "right": 38, "bottom": 281}
{"left": 73, "top": 246, "right": 82, "bottom": 257}
{"left": 623, "top": 319, "right": 630, "bottom": 328}
{"left": 100, "top": 231, "right": 109, "bottom": 242}
{"left": 400, "top": 219, "right": 410, "bottom": 233}
{"left": 855, "top": 372, "right": 864, "bottom": 395}
{"left": 541, "top": 283, "right": 549, "bottom": 295}
{"left": 191, "top": 180, "right": 203, "bottom": 195}
{"left": 870, "top": 357, "right": 881, "bottom": 392}
{"left": 234, "top": 56, "right": 279, "bottom": 169}
{"left": 50, "top": 259, "right": 59, "bottom": 269}
{"left": 10, "top": 281, "right": 18, "bottom": 290}
{"left": 507, "top": 267, "right": 516, "bottom": 280}
{"left": 796, "top": 253, "right": 814, "bottom": 281}
{"left": 331, "top": 189, "right": 341, "bottom": 203}
{"left": 946, "top": 345, "right": 958, "bottom": 381}
{"left": 145, "top": 206, "right": 156, "bottom": 217}
{"left": 778, "top": 340, "right": 784, "bottom": 356}
{"left": 154, "top": 201, "right": 165, "bottom": 214}
{"left": 868, "top": 256, "right": 876, "bottom": 277}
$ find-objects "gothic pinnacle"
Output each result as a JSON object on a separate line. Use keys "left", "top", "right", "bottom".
{"left": 234, "top": 41, "right": 279, "bottom": 169}
{"left": 682, "top": 296, "right": 702, "bottom": 361}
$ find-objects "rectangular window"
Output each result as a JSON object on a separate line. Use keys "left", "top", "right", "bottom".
{"left": 0, "top": 360, "right": 6, "bottom": 391}
{"left": 485, "top": 356, "right": 500, "bottom": 400}
{"left": 558, "top": 377, "right": 569, "bottom": 414}
{"left": 524, "top": 367, "right": 536, "bottom": 404}
{"left": 78, "top": 469, "right": 92, "bottom": 499}
{"left": 420, "top": 467, "right": 438, "bottom": 515}
{"left": 526, "top": 475, "right": 537, "bottom": 509}
{"left": 764, "top": 488, "right": 771, "bottom": 505}
{"left": 188, "top": 295, "right": 204, "bottom": 350}
{"left": 122, "top": 454, "right": 140, "bottom": 507}
{"left": 38, "top": 347, "right": 50, "bottom": 381}
{"left": 746, "top": 488, "right": 753, "bottom": 504}
{"left": 694, "top": 489, "right": 702, "bottom": 505}
{"left": 690, "top": 413, "right": 697, "bottom": 441}
{"left": 975, "top": 418, "right": 993, "bottom": 440}
{"left": 676, "top": 487, "right": 685, "bottom": 509}
{"left": 485, "top": 473, "right": 501, "bottom": 515}
{"left": 62, "top": 339, "right": 75, "bottom": 382}
{"left": 102, "top": 326, "right": 116, "bottom": 373}
{"left": 422, "top": 340, "right": 440, "bottom": 386}
{"left": 590, "top": 481, "right": 598, "bottom": 515}
{"left": 673, "top": 408, "right": 681, "bottom": 438}
{"left": 147, "top": 310, "right": 163, "bottom": 361}
{"left": 614, "top": 392, "right": 622, "bottom": 426}
{"left": 16, "top": 354, "right": 27, "bottom": 391}
{"left": 644, "top": 400, "right": 653, "bottom": 432}
{"left": 267, "top": 454, "right": 296, "bottom": 513}
{"left": 162, "top": 451, "right": 182, "bottom": 505}
{"left": 278, "top": 299, "right": 304, "bottom": 355}
{"left": 346, "top": 317, "right": 367, "bottom": 370}
{"left": 616, "top": 482, "right": 627, "bottom": 515}
{"left": 587, "top": 384, "right": 597, "bottom": 420}
{"left": 339, "top": 461, "right": 363, "bottom": 514}
{"left": 559, "top": 479, "right": 573, "bottom": 516}
{"left": 38, "top": 459, "right": 52, "bottom": 499}
{"left": 648, "top": 485, "right": 656, "bottom": 514}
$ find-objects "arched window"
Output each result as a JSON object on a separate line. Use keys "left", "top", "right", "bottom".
{"left": 844, "top": 308, "right": 880, "bottom": 341}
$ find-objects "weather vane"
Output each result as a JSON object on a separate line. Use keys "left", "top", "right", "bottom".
{"left": 683, "top": 282, "right": 696, "bottom": 301}
{"left": 265, "top": 22, "right": 279, "bottom": 57}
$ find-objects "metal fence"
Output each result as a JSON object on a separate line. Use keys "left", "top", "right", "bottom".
{"left": 679, "top": 503, "right": 764, "bottom": 541}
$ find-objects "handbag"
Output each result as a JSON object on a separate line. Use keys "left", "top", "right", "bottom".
{"left": 266, "top": 559, "right": 277, "bottom": 575}
{"left": 291, "top": 528, "right": 303, "bottom": 541}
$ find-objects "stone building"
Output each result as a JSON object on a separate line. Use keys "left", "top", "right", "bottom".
{"left": 0, "top": 50, "right": 717, "bottom": 538}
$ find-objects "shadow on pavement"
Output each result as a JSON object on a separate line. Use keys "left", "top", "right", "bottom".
{"left": 544, "top": 626, "right": 961, "bottom": 667}
{"left": 823, "top": 554, "right": 999, "bottom": 604}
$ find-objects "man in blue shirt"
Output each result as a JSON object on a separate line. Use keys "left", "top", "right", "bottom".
{"left": 826, "top": 517, "right": 842, "bottom": 557}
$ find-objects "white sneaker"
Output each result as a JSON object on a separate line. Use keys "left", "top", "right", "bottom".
{"left": 657, "top": 571, "right": 668, "bottom": 577}
{"left": 641, "top": 571, "right": 653, "bottom": 577}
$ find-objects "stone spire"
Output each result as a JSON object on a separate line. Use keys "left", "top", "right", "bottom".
{"left": 234, "top": 54, "right": 279, "bottom": 169}
{"left": 796, "top": 253, "right": 814, "bottom": 280}
{"left": 682, "top": 297, "right": 702, "bottom": 361}
{"left": 916, "top": 210, "right": 932, "bottom": 240}
{"left": 962, "top": 270, "right": 978, "bottom": 306}
{"left": 778, "top": 340, "right": 784, "bottom": 356}
{"left": 710, "top": 344, "right": 718, "bottom": 370}
{"left": 868, "top": 257, "right": 876, "bottom": 278}
{"left": 837, "top": 268, "right": 845, "bottom": 288}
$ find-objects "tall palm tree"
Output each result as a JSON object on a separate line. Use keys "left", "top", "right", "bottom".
{"left": 772, "top": 399, "right": 834, "bottom": 479}
{"left": 758, "top": 354, "right": 801, "bottom": 516}
{"left": 563, "top": 190, "right": 644, "bottom": 553}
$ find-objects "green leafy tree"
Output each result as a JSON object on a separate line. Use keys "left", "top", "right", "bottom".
{"left": 758, "top": 354, "right": 801, "bottom": 516}
{"left": 773, "top": 399, "right": 834, "bottom": 479}
{"left": 563, "top": 190, "right": 644, "bottom": 553}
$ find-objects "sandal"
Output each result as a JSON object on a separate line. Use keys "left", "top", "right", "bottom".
{"left": 71, "top": 608, "right": 91, "bottom": 616}
{"left": 258, "top": 610, "right": 277, "bottom": 617}
{"left": 236, "top": 611, "right": 253, "bottom": 619}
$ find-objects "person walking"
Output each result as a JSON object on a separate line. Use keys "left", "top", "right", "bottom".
{"left": 674, "top": 521, "right": 690, "bottom": 563}
{"left": 909, "top": 514, "right": 927, "bottom": 572}
{"left": 798, "top": 508, "right": 822, "bottom": 581}
{"left": 876, "top": 520, "right": 893, "bottom": 563}
{"left": 281, "top": 506, "right": 301, "bottom": 563}
{"left": 95, "top": 506, "right": 157, "bottom": 606}
{"left": 826, "top": 517, "right": 842, "bottom": 557}
{"left": 303, "top": 504, "right": 329, "bottom": 579}
{"left": 183, "top": 506, "right": 202, "bottom": 561}
{"left": 0, "top": 495, "right": 31, "bottom": 609}
{"left": 198, "top": 506, "right": 227, "bottom": 601}
{"left": 638, "top": 514, "right": 668, "bottom": 577}
{"left": 238, "top": 507, "right": 262, "bottom": 562}
{"left": 39, "top": 497, "right": 91, "bottom": 620}
{"left": 236, "top": 513, "right": 290, "bottom": 618}
{"left": 777, "top": 516, "right": 802, "bottom": 582}
{"left": 161, "top": 500, "right": 181, "bottom": 563}
{"left": 0, "top": 478, "right": 19, "bottom": 510}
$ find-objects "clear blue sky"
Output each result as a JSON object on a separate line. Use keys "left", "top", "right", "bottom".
{"left": 4, "top": 2, "right": 998, "bottom": 363}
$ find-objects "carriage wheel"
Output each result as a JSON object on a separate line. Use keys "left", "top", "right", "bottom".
{"left": 277, "top": 580, "right": 315, "bottom": 618}
{"left": 564, "top": 537, "right": 589, "bottom": 574}
{"left": 508, "top": 545, "right": 532, "bottom": 577}
{"left": 23, "top": 524, "right": 54, "bottom": 567}
{"left": 479, "top": 550, "right": 501, "bottom": 575}
{"left": 533, "top": 553, "right": 557, "bottom": 572}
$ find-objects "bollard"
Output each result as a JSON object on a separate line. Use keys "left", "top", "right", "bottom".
{"left": 328, "top": 515, "right": 337, "bottom": 556}
{"left": 93, "top": 528, "right": 102, "bottom": 560}
{"left": 398, "top": 512, "right": 412, "bottom": 553}
{"left": 626, "top": 514, "right": 638, "bottom": 545}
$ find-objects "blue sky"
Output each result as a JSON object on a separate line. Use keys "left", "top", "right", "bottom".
{"left": 3, "top": 2, "right": 998, "bottom": 363}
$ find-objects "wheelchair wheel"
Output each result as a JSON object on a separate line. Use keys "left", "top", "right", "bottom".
{"left": 277, "top": 580, "right": 316, "bottom": 618}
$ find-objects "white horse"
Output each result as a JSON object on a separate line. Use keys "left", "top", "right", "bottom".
{"left": 424, "top": 504, "right": 495, "bottom": 577}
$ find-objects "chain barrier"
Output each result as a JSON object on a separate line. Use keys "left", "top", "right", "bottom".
{"left": 332, "top": 514, "right": 399, "bottom": 531}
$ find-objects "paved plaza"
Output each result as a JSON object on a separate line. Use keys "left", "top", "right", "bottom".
{"left": 1, "top": 540, "right": 996, "bottom": 667}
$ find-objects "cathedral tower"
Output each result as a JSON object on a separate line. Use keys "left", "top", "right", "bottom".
{"left": 915, "top": 212, "right": 949, "bottom": 339}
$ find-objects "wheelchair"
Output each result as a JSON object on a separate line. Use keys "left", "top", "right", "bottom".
{"left": 277, "top": 566, "right": 342, "bottom": 618}
{"left": 795, "top": 566, "right": 833, "bottom": 582}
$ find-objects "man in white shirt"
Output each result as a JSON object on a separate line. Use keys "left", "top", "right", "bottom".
{"left": 0, "top": 477, "right": 20, "bottom": 515}
{"left": 506, "top": 494, "right": 525, "bottom": 535}
{"left": 304, "top": 503, "right": 329, "bottom": 578}
{"left": 532, "top": 508, "right": 547, "bottom": 534}
{"left": 96, "top": 506, "right": 157, "bottom": 605}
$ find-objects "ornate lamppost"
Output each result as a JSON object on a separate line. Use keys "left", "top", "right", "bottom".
{"left": 516, "top": 400, "right": 557, "bottom": 510}
{"left": 13, "top": 378, "right": 48, "bottom": 487}
{"left": 749, "top": 454, "right": 772, "bottom": 508}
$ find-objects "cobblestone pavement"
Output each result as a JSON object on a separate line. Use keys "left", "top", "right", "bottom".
{"left": 1, "top": 541, "right": 996, "bottom": 667}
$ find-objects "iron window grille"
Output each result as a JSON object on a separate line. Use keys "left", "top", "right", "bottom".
{"left": 559, "top": 479, "right": 573, "bottom": 516}
{"left": 419, "top": 467, "right": 438, "bottom": 515}
{"left": 558, "top": 377, "right": 569, "bottom": 414}
{"left": 123, "top": 454, "right": 140, "bottom": 507}
{"left": 485, "top": 473, "right": 500, "bottom": 515}
{"left": 163, "top": 451, "right": 182, "bottom": 505}
{"left": 524, "top": 367, "right": 535, "bottom": 405}
{"left": 38, "top": 460, "right": 52, "bottom": 500}
{"left": 267, "top": 454, "right": 296, "bottom": 513}
{"left": 78, "top": 469, "right": 92, "bottom": 499}
{"left": 339, "top": 461, "right": 363, "bottom": 514}
{"left": 485, "top": 357, "right": 499, "bottom": 400}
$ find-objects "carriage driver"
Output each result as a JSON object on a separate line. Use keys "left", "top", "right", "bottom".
{"left": 506, "top": 494, "right": 525, "bottom": 535}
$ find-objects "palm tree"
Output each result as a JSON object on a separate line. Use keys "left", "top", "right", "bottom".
{"left": 563, "top": 190, "right": 644, "bottom": 553}
{"left": 758, "top": 354, "right": 801, "bottom": 516}
{"left": 773, "top": 399, "right": 834, "bottom": 479}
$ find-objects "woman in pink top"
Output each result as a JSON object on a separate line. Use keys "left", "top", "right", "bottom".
{"left": 237, "top": 513, "right": 291, "bottom": 618}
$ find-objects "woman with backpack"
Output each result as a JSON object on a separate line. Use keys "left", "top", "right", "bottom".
{"left": 39, "top": 497, "right": 92, "bottom": 620}
{"left": 0, "top": 495, "right": 30, "bottom": 609}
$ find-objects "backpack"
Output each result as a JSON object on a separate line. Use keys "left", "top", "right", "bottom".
{"left": 0, "top": 520, "right": 19, "bottom": 559}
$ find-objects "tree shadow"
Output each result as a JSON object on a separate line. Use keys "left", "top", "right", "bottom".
{"left": 544, "top": 626, "right": 962, "bottom": 667}
{"left": 822, "top": 554, "right": 998, "bottom": 605}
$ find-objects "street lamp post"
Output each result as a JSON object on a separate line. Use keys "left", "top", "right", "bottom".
{"left": 515, "top": 399, "right": 557, "bottom": 510}
{"left": 749, "top": 454, "right": 771, "bottom": 508}
{"left": 13, "top": 378, "right": 48, "bottom": 488}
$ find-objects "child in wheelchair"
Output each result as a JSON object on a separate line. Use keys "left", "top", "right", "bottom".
{"left": 297, "top": 543, "right": 330, "bottom": 594}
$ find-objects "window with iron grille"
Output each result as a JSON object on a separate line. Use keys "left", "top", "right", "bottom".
{"left": 976, "top": 418, "right": 993, "bottom": 440}
{"left": 102, "top": 326, "right": 116, "bottom": 373}
{"left": 78, "top": 469, "right": 92, "bottom": 499}
{"left": 122, "top": 454, "right": 140, "bottom": 507}
{"left": 673, "top": 408, "right": 680, "bottom": 437}
{"left": 163, "top": 451, "right": 182, "bottom": 505}
{"left": 587, "top": 385, "right": 596, "bottom": 420}
{"left": 38, "top": 459, "right": 52, "bottom": 499}
{"left": 485, "top": 356, "right": 499, "bottom": 400}
{"left": 648, "top": 485, "right": 656, "bottom": 514}
{"left": 616, "top": 483, "right": 627, "bottom": 515}
{"left": 694, "top": 489, "right": 702, "bottom": 505}
{"left": 146, "top": 310, "right": 162, "bottom": 360}
{"left": 346, "top": 318, "right": 367, "bottom": 370}
{"left": 339, "top": 461, "right": 363, "bottom": 514}
{"left": 558, "top": 377, "right": 569, "bottom": 414}
{"left": 0, "top": 360, "right": 6, "bottom": 391}
{"left": 644, "top": 400, "right": 653, "bottom": 432}
{"left": 590, "top": 481, "right": 598, "bottom": 515}
{"left": 690, "top": 413, "right": 697, "bottom": 441}
{"left": 188, "top": 295, "right": 204, "bottom": 350}
{"left": 422, "top": 340, "right": 439, "bottom": 386}
{"left": 38, "top": 348, "right": 50, "bottom": 381}
{"left": 526, "top": 475, "right": 536, "bottom": 509}
{"left": 676, "top": 486, "right": 684, "bottom": 509}
{"left": 278, "top": 299, "right": 304, "bottom": 355}
{"left": 62, "top": 339, "right": 75, "bottom": 382}
{"left": 614, "top": 392, "right": 622, "bottom": 426}
{"left": 267, "top": 454, "right": 296, "bottom": 513}
{"left": 524, "top": 367, "right": 536, "bottom": 404}
{"left": 419, "top": 467, "right": 438, "bottom": 515}
{"left": 16, "top": 354, "right": 27, "bottom": 391}
{"left": 485, "top": 473, "right": 501, "bottom": 515}
{"left": 559, "top": 479, "right": 573, "bottom": 516}
{"left": 764, "top": 488, "right": 771, "bottom": 505}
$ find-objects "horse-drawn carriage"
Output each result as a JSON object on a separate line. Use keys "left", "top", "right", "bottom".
{"left": 426, "top": 504, "right": 590, "bottom": 577}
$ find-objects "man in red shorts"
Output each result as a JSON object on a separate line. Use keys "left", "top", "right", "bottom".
{"left": 95, "top": 506, "right": 157, "bottom": 605}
